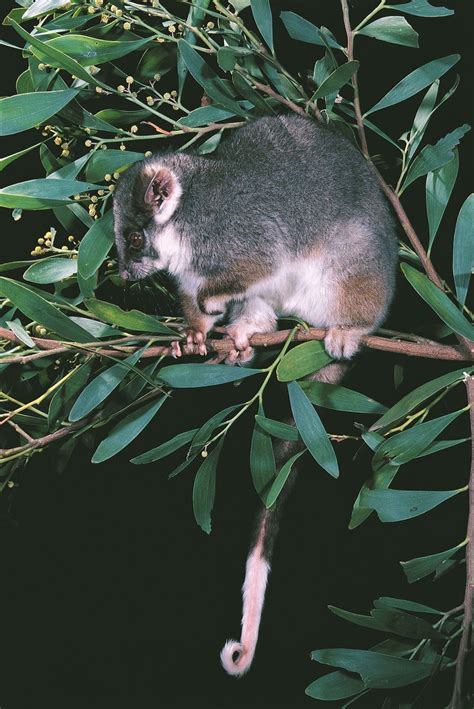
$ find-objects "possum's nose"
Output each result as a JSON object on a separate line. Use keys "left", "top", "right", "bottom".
{"left": 120, "top": 269, "right": 130, "bottom": 280}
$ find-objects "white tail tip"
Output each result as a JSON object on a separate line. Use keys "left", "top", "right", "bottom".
{"left": 220, "top": 640, "right": 252, "bottom": 677}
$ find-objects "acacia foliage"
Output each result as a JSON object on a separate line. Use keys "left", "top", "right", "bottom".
{"left": 0, "top": 1, "right": 473, "bottom": 705}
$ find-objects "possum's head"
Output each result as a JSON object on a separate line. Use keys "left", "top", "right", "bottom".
{"left": 113, "top": 155, "right": 189, "bottom": 280}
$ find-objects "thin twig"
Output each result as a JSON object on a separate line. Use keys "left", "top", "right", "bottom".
{"left": 448, "top": 373, "right": 474, "bottom": 709}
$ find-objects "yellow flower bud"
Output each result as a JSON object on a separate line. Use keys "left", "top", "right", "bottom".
{"left": 61, "top": 245, "right": 69, "bottom": 251}
{"left": 113, "top": 172, "right": 120, "bottom": 179}
{"left": 119, "top": 144, "right": 126, "bottom": 151}
{"left": 123, "top": 22, "right": 131, "bottom": 30}
{"left": 68, "top": 235, "right": 75, "bottom": 242}
{"left": 145, "top": 151, "right": 152, "bottom": 157}
{"left": 117, "top": 84, "right": 125, "bottom": 93}
{"left": 170, "top": 90, "right": 177, "bottom": 98}
{"left": 104, "top": 174, "right": 112, "bottom": 182}
{"left": 54, "top": 136, "right": 62, "bottom": 145}
{"left": 85, "top": 139, "right": 92, "bottom": 147}
{"left": 38, "top": 238, "right": 45, "bottom": 244}
{"left": 91, "top": 195, "right": 98, "bottom": 203}
{"left": 61, "top": 149, "right": 70, "bottom": 157}
{"left": 126, "top": 76, "right": 134, "bottom": 85}
{"left": 146, "top": 96, "right": 154, "bottom": 106}
{"left": 130, "top": 125, "right": 138, "bottom": 134}
{"left": 45, "top": 240, "right": 52, "bottom": 247}
{"left": 109, "top": 184, "right": 115, "bottom": 192}
{"left": 168, "top": 25, "right": 176, "bottom": 33}
{"left": 163, "top": 92, "right": 171, "bottom": 101}
{"left": 95, "top": 86, "right": 103, "bottom": 94}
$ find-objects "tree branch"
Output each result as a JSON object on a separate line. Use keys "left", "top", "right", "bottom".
{"left": 449, "top": 373, "right": 474, "bottom": 709}
{"left": 0, "top": 326, "right": 471, "bottom": 364}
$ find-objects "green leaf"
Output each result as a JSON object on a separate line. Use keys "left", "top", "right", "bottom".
{"left": 288, "top": 381, "right": 339, "bottom": 478}
{"left": 177, "top": 40, "right": 249, "bottom": 117}
{"left": 0, "top": 177, "right": 100, "bottom": 210}
{"left": 402, "top": 124, "right": 470, "bottom": 190}
{"left": 360, "top": 487, "right": 464, "bottom": 522}
{"left": 68, "top": 317, "right": 120, "bottom": 338}
{"left": 193, "top": 439, "right": 224, "bottom": 534}
{"left": 349, "top": 463, "right": 400, "bottom": 529}
{"left": 85, "top": 150, "right": 144, "bottom": 183}
{"left": 10, "top": 20, "right": 104, "bottom": 88}
{"left": 300, "top": 380, "right": 386, "bottom": 414}
{"left": 84, "top": 298, "right": 175, "bottom": 336}
{"left": 372, "top": 408, "right": 464, "bottom": 468}
{"left": 280, "top": 11, "right": 342, "bottom": 49}
{"left": 92, "top": 396, "right": 166, "bottom": 463}
{"left": 197, "top": 130, "right": 223, "bottom": 155}
{"left": 365, "top": 54, "right": 459, "bottom": 116}
{"left": 0, "top": 277, "right": 91, "bottom": 342}
{"left": 401, "top": 263, "right": 474, "bottom": 340}
{"left": 158, "top": 364, "right": 262, "bottom": 388}
{"left": 385, "top": 0, "right": 454, "bottom": 17}
{"left": 23, "top": 0, "right": 70, "bottom": 18}
{"left": 426, "top": 150, "right": 459, "bottom": 251}
{"left": 179, "top": 105, "right": 238, "bottom": 128}
{"left": 250, "top": 405, "right": 276, "bottom": 498}
{"left": 453, "top": 194, "right": 474, "bottom": 309}
{"left": 176, "top": 0, "right": 210, "bottom": 96}
{"left": 329, "top": 605, "right": 442, "bottom": 640}
{"left": 311, "top": 648, "right": 433, "bottom": 689}
{"left": 217, "top": 46, "right": 254, "bottom": 72}
{"left": 232, "top": 72, "right": 274, "bottom": 114}
{"left": 401, "top": 541, "right": 466, "bottom": 583}
{"left": 357, "top": 16, "right": 419, "bottom": 47}
{"left": 0, "top": 141, "right": 42, "bottom": 172}
{"left": 23, "top": 257, "right": 77, "bottom": 284}
{"left": 68, "top": 346, "right": 147, "bottom": 422}
{"left": 77, "top": 210, "right": 114, "bottom": 280}
{"left": 251, "top": 0, "right": 274, "bottom": 53}
{"left": 188, "top": 405, "right": 239, "bottom": 460}
{"left": 48, "top": 361, "right": 93, "bottom": 429}
{"left": 6, "top": 320, "right": 35, "bottom": 348}
{"left": 265, "top": 450, "right": 304, "bottom": 508}
{"left": 0, "top": 89, "right": 78, "bottom": 136}
{"left": 254, "top": 415, "right": 299, "bottom": 441}
{"left": 311, "top": 61, "right": 360, "bottom": 100}
{"left": 417, "top": 437, "right": 470, "bottom": 458}
{"left": 408, "top": 80, "right": 439, "bottom": 158}
{"left": 131, "top": 429, "right": 198, "bottom": 465}
{"left": 277, "top": 341, "right": 333, "bottom": 382}
{"left": 371, "top": 367, "right": 470, "bottom": 432}
{"left": 306, "top": 671, "right": 365, "bottom": 701}
{"left": 374, "top": 597, "right": 442, "bottom": 615}
{"left": 32, "top": 34, "right": 151, "bottom": 67}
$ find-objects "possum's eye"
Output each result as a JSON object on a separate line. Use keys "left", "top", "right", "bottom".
{"left": 128, "top": 232, "right": 143, "bottom": 250}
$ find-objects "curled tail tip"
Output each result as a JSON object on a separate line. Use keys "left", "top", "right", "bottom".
{"left": 220, "top": 640, "right": 252, "bottom": 677}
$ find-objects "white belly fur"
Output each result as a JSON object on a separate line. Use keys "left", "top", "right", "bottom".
{"left": 247, "top": 257, "right": 338, "bottom": 327}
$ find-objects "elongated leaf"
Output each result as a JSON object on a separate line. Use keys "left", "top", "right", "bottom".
{"left": 301, "top": 380, "right": 386, "bottom": 414}
{"left": 452, "top": 194, "right": 474, "bottom": 309}
{"left": 131, "top": 429, "right": 198, "bottom": 465}
{"left": 32, "top": 34, "right": 151, "bottom": 67}
{"left": 179, "top": 105, "right": 237, "bottom": 128}
{"left": 402, "top": 124, "right": 470, "bottom": 190}
{"left": 159, "top": 364, "right": 262, "bottom": 388}
{"left": 277, "top": 341, "right": 333, "bottom": 382}
{"left": 84, "top": 298, "right": 175, "bottom": 335}
{"left": 265, "top": 450, "right": 304, "bottom": 508}
{"left": 357, "top": 16, "right": 419, "bottom": 47}
{"left": 360, "top": 487, "right": 464, "bottom": 522}
{"left": 251, "top": 405, "right": 276, "bottom": 498}
{"left": 350, "top": 462, "right": 400, "bottom": 529}
{"left": 176, "top": 0, "right": 210, "bottom": 96}
{"left": 23, "top": 0, "right": 70, "bottom": 18}
{"left": 312, "top": 61, "right": 359, "bottom": 100}
{"left": 232, "top": 72, "right": 274, "bottom": 114}
{"left": 408, "top": 81, "right": 439, "bottom": 158}
{"left": 401, "top": 263, "right": 474, "bottom": 340}
{"left": 371, "top": 367, "right": 470, "bottom": 432}
{"left": 48, "top": 361, "right": 93, "bottom": 429}
{"left": 68, "top": 346, "right": 147, "bottom": 422}
{"left": 0, "top": 177, "right": 100, "bottom": 210}
{"left": 401, "top": 541, "right": 466, "bottom": 583}
{"left": 372, "top": 408, "right": 464, "bottom": 469}
{"left": 280, "top": 11, "right": 341, "bottom": 49}
{"left": 85, "top": 150, "right": 144, "bottom": 183}
{"left": 311, "top": 649, "right": 433, "bottom": 689}
{"left": 10, "top": 20, "right": 103, "bottom": 88}
{"left": 188, "top": 405, "right": 239, "bottom": 459}
{"left": 254, "top": 415, "right": 299, "bottom": 441}
{"left": 385, "top": 0, "right": 453, "bottom": 17}
{"left": 77, "top": 210, "right": 114, "bottom": 280}
{"left": 0, "top": 141, "right": 42, "bottom": 172}
{"left": 417, "top": 437, "right": 470, "bottom": 458}
{"left": 48, "top": 152, "right": 91, "bottom": 181}
{"left": 374, "top": 597, "right": 442, "bottom": 615}
{"left": 0, "top": 277, "right": 90, "bottom": 342}
{"left": 288, "top": 381, "right": 338, "bottom": 478}
{"left": 193, "top": 439, "right": 224, "bottom": 534}
{"left": 23, "top": 257, "right": 77, "bottom": 284}
{"left": 197, "top": 131, "right": 223, "bottom": 155}
{"left": 426, "top": 150, "right": 459, "bottom": 251}
{"left": 251, "top": 0, "right": 273, "bottom": 53}
{"left": 92, "top": 396, "right": 166, "bottom": 463}
{"left": 177, "top": 40, "right": 248, "bottom": 117}
{"left": 306, "top": 671, "right": 365, "bottom": 701}
{"left": 0, "top": 89, "right": 78, "bottom": 136}
{"left": 68, "top": 317, "right": 119, "bottom": 339}
{"left": 217, "top": 46, "right": 253, "bottom": 72}
{"left": 6, "top": 320, "right": 35, "bottom": 348}
{"left": 365, "top": 54, "right": 459, "bottom": 116}
{"left": 329, "top": 605, "right": 442, "bottom": 640}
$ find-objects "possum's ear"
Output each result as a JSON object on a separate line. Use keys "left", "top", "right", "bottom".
{"left": 143, "top": 167, "right": 182, "bottom": 223}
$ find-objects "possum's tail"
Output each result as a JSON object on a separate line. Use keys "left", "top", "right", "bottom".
{"left": 220, "top": 363, "right": 347, "bottom": 677}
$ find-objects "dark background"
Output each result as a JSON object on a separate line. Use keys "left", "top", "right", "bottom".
{"left": 0, "top": 1, "right": 472, "bottom": 707}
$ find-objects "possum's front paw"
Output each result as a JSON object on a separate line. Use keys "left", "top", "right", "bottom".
{"left": 225, "top": 346, "right": 255, "bottom": 366}
{"left": 225, "top": 323, "right": 255, "bottom": 365}
{"left": 184, "top": 328, "right": 207, "bottom": 356}
{"left": 324, "top": 326, "right": 366, "bottom": 360}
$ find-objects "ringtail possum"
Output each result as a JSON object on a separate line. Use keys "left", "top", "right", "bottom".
{"left": 113, "top": 114, "right": 397, "bottom": 676}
